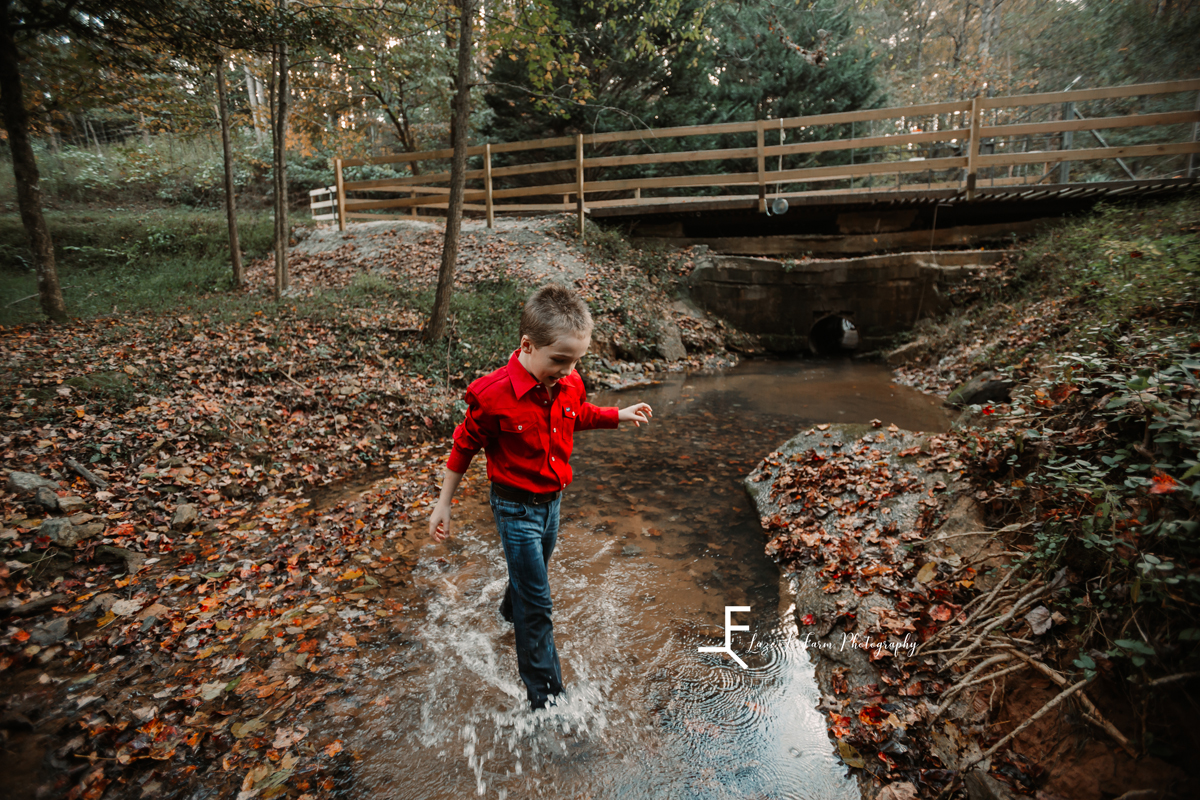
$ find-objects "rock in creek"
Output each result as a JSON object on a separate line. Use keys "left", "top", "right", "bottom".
{"left": 57, "top": 496, "right": 88, "bottom": 515}
{"left": 656, "top": 321, "right": 687, "bottom": 361}
{"left": 41, "top": 519, "right": 105, "bottom": 548}
{"left": 884, "top": 337, "right": 930, "bottom": 366}
{"left": 40, "top": 518, "right": 74, "bottom": 545}
{"left": 946, "top": 371, "right": 1014, "bottom": 407}
{"left": 34, "top": 487, "right": 60, "bottom": 510}
{"left": 6, "top": 471, "right": 61, "bottom": 496}
{"left": 31, "top": 617, "right": 71, "bottom": 646}
{"left": 171, "top": 503, "right": 199, "bottom": 531}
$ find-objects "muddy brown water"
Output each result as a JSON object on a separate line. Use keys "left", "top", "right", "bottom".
{"left": 317, "top": 360, "right": 950, "bottom": 800}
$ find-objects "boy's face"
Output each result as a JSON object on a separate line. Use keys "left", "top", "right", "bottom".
{"left": 519, "top": 332, "right": 590, "bottom": 390}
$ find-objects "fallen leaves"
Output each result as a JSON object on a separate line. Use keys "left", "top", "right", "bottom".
{"left": 751, "top": 425, "right": 988, "bottom": 791}
{"left": 0, "top": 215, "right": 737, "bottom": 800}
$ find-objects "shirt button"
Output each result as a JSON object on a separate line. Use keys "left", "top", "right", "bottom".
{"left": 551, "top": 456, "right": 556, "bottom": 461}
{"left": 553, "top": 427, "right": 557, "bottom": 432}
{"left": 518, "top": 425, "right": 523, "bottom": 430}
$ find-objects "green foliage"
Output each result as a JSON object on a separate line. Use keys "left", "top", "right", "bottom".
{"left": 1016, "top": 0, "right": 1200, "bottom": 97}
{"left": 0, "top": 209, "right": 280, "bottom": 325}
{"left": 485, "top": 0, "right": 881, "bottom": 196}
{"left": 0, "top": 134, "right": 337, "bottom": 208}
{"left": 959, "top": 198, "right": 1200, "bottom": 678}
{"left": 1014, "top": 201, "right": 1200, "bottom": 321}
{"left": 485, "top": 0, "right": 711, "bottom": 138}
{"left": 355, "top": 280, "right": 525, "bottom": 389}
{"left": 701, "top": 0, "right": 881, "bottom": 123}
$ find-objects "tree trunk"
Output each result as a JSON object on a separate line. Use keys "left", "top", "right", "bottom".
{"left": 952, "top": 0, "right": 970, "bottom": 70}
{"left": 990, "top": 0, "right": 1002, "bottom": 60}
{"left": 272, "top": 9, "right": 290, "bottom": 300}
{"left": 245, "top": 63, "right": 265, "bottom": 146}
{"left": 86, "top": 118, "right": 102, "bottom": 156}
{"left": 215, "top": 55, "right": 244, "bottom": 287}
{"left": 0, "top": 11, "right": 67, "bottom": 322}
{"left": 980, "top": 0, "right": 994, "bottom": 61}
{"left": 425, "top": 0, "right": 475, "bottom": 342}
{"left": 46, "top": 113, "right": 59, "bottom": 153}
{"left": 374, "top": 90, "right": 422, "bottom": 176}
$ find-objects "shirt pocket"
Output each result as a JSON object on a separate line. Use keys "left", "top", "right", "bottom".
{"left": 497, "top": 412, "right": 541, "bottom": 459}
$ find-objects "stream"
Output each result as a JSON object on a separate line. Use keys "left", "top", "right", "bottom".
{"left": 319, "top": 360, "right": 950, "bottom": 800}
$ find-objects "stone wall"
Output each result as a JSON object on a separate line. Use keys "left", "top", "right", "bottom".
{"left": 688, "top": 251, "right": 1005, "bottom": 352}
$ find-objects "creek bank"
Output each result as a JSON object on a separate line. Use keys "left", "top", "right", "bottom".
{"left": 279, "top": 216, "right": 753, "bottom": 368}
{"left": 745, "top": 423, "right": 1025, "bottom": 799}
{"left": 743, "top": 387, "right": 1193, "bottom": 797}
{"left": 766, "top": 199, "right": 1200, "bottom": 799}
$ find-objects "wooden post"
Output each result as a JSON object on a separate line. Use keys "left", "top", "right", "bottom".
{"left": 484, "top": 142, "right": 494, "bottom": 228}
{"left": 1189, "top": 91, "right": 1200, "bottom": 179}
{"left": 965, "top": 95, "right": 981, "bottom": 201}
{"left": 634, "top": 187, "right": 641, "bottom": 201}
{"left": 849, "top": 119, "right": 855, "bottom": 191}
{"left": 1060, "top": 101, "right": 1075, "bottom": 183}
{"left": 334, "top": 157, "right": 346, "bottom": 232}
{"left": 576, "top": 133, "right": 585, "bottom": 239}
{"left": 756, "top": 119, "right": 766, "bottom": 212}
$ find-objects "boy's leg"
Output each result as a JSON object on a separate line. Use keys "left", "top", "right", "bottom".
{"left": 499, "top": 582, "right": 513, "bottom": 622}
{"left": 491, "top": 494, "right": 563, "bottom": 709}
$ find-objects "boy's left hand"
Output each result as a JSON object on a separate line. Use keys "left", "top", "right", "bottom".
{"left": 618, "top": 402, "right": 653, "bottom": 427}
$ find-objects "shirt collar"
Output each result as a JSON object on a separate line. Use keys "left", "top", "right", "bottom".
{"left": 506, "top": 349, "right": 541, "bottom": 400}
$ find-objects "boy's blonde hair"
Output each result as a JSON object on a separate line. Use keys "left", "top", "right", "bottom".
{"left": 520, "top": 284, "right": 593, "bottom": 347}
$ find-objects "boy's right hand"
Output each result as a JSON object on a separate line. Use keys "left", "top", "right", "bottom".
{"left": 429, "top": 504, "right": 452, "bottom": 542}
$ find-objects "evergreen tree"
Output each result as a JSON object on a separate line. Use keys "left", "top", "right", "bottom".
{"left": 483, "top": 0, "right": 882, "bottom": 187}
{"left": 485, "top": 0, "right": 880, "bottom": 136}
{"left": 483, "top": 0, "right": 712, "bottom": 141}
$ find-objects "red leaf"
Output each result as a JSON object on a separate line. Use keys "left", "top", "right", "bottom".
{"left": 928, "top": 605, "right": 953, "bottom": 621}
{"left": 858, "top": 705, "right": 887, "bottom": 725}
{"left": 828, "top": 712, "right": 854, "bottom": 738}
{"left": 1150, "top": 473, "right": 1179, "bottom": 494}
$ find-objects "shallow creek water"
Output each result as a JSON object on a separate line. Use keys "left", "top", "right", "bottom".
{"left": 322, "top": 360, "right": 950, "bottom": 800}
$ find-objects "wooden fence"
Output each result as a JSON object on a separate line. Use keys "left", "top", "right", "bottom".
{"left": 312, "top": 78, "right": 1200, "bottom": 232}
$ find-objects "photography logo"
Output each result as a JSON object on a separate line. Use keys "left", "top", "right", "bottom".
{"left": 698, "top": 605, "right": 750, "bottom": 668}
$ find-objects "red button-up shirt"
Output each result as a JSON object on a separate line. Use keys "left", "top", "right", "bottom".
{"left": 446, "top": 350, "right": 620, "bottom": 492}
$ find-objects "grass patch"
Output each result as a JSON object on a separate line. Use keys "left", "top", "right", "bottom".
{"left": 0, "top": 205, "right": 529, "bottom": 395}
{"left": 1015, "top": 198, "right": 1200, "bottom": 320}
{"left": 0, "top": 209, "right": 292, "bottom": 326}
{"left": 575, "top": 218, "right": 683, "bottom": 284}
{"left": 386, "top": 280, "right": 525, "bottom": 388}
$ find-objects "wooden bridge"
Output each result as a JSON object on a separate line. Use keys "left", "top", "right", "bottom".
{"left": 312, "top": 79, "right": 1200, "bottom": 240}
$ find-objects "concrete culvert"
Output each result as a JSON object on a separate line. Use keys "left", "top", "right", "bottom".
{"left": 809, "top": 315, "right": 859, "bottom": 355}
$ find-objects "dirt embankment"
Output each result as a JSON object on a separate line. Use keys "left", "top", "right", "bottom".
{"left": 745, "top": 420, "right": 1187, "bottom": 799}
{"left": 274, "top": 216, "right": 744, "bottom": 382}
{"left": 742, "top": 205, "right": 1200, "bottom": 800}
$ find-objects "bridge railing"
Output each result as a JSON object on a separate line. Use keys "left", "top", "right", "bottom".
{"left": 319, "top": 79, "right": 1200, "bottom": 231}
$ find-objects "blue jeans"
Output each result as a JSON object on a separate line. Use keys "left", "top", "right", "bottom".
{"left": 490, "top": 490, "right": 564, "bottom": 710}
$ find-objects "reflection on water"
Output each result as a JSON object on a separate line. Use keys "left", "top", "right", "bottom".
{"left": 323, "top": 360, "right": 948, "bottom": 799}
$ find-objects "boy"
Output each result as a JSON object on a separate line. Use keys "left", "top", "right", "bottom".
{"left": 427, "top": 284, "right": 652, "bottom": 710}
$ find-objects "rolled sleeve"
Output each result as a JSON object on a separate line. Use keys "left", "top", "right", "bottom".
{"left": 446, "top": 389, "right": 496, "bottom": 473}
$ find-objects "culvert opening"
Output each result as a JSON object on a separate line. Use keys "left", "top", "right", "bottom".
{"left": 809, "top": 315, "right": 859, "bottom": 355}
